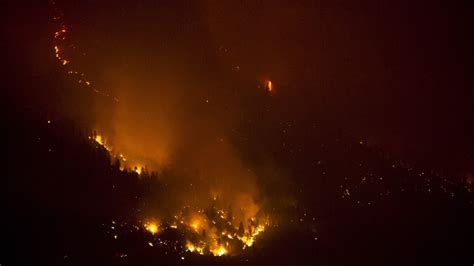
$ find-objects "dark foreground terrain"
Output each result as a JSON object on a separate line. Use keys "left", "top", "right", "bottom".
{"left": 4, "top": 111, "right": 473, "bottom": 266}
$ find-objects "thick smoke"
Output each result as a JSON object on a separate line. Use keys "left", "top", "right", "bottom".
{"left": 67, "top": 1, "right": 273, "bottom": 227}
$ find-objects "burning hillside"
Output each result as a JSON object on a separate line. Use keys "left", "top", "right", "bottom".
{"left": 90, "top": 132, "right": 270, "bottom": 256}
{"left": 5, "top": 0, "right": 472, "bottom": 264}
{"left": 49, "top": 0, "right": 274, "bottom": 255}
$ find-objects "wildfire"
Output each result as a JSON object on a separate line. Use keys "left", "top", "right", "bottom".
{"left": 134, "top": 166, "right": 143, "bottom": 175}
{"left": 144, "top": 221, "right": 159, "bottom": 235}
{"left": 142, "top": 206, "right": 269, "bottom": 256}
{"left": 186, "top": 242, "right": 204, "bottom": 255}
{"left": 51, "top": 0, "right": 270, "bottom": 258}
{"left": 90, "top": 132, "right": 145, "bottom": 174}
{"left": 92, "top": 134, "right": 111, "bottom": 151}
{"left": 50, "top": 0, "right": 119, "bottom": 102}
{"left": 237, "top": 224, "right": 265, "bottom": 247}
{"left": 211, "top": 246, "right": 227, "bottom": 256}
{"left": 94, "top": 135, "right": 104, "bottom": 145}
{"left": 266, "top": 80, "right": 273, "bottom": 92}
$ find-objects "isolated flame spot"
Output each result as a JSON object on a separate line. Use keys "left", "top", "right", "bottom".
{"left": 144, "top": 221, "right": 159, "bottom": 235}
{"left": 266, "top": 80, "right": 273, "bottom": 92}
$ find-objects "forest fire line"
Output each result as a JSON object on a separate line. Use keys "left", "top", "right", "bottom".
{"left": 51, "top": 0, "right": 271, "bottom": 257}
{"left": 91, "top": 132, "right": 270, "bottom": 256}
{"left": 144, "top": 220, "right": 159, "bottom": 235}
{"left": 266, "top": 80, "right": 273, "bottom": 92}
{"left": 90, "top": 133, "right": 145, "bottom": 174}
{"left": 50, "top": 0, "right": 119, "bottom": 102}
{"left": 140, "top": 207, "right": 269, "bottom": 256}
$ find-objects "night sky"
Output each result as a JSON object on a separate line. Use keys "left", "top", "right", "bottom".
{"left": 6, "top": 0, "right": 473, "bottom": 175}
{"left": 3, "top": 0, "right": 474, "bottom": 265}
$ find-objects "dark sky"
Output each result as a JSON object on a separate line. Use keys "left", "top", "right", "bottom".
{"left": 4, "top": 0, "right": 473, "bottom": 178}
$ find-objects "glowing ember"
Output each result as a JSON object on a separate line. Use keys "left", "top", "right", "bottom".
{"left": 93, "top": 134, "right": 112, "bottom": 151}
{"left": 191, "top": 222, "right": 199, "bottom": 230}
{"left": 50, "top": 0, "right": 119, "bottom": 101}
{"left": 144, "top": 221, "right": 159, "bottom": 235}
{"left": 135, "top": 205, "right": 270, "bottom": 256}
{"left": 266, "top": 80, "right": 273, "bottom": 92}
{"left": 94, "top": 135, "right": 104, "bottom": 145}
{"left": 134, "top": 166, "right": 142, "bottom": 175}
{"left": 211, "top": 246, "right": 227, "bottom": 256}
{"left": 186, "top": 242, "right": 205, "bottom": 255}
{"left": 172, "top": 207, "right": 268, "bottom": 256}
{"left": 90, "top": 132, "right": 147, "bottom": 175}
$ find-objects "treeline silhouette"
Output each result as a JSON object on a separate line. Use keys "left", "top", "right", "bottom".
{"left": 4, "top": 108, "right": 474, "bottom": 265}
{"left": 4, "top": 109, "right": 163, "bottom": 264}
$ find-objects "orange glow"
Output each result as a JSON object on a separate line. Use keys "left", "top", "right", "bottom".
{"left": 144, "top": 220, "right": 159, "bottom": 235}
{"left": 88, "top": 131, "right": 269, "bottom": 255}
{"left": 210, "top": 246, "right": 227, "bottom": 256}
{"left": 51, "top": 10, "right": 119, "bottom": 101}
{"left": 94, "top": 135, "right": 104, "bottom": 145}
{"left": 134, "top": 166, "right": 143, "bottom": 175}
{"left": 50, "top": 0, "right": 272, "bottom": 257}
{"left": 186, "top": 242, "right": 204, "bottom": 255}
{"left": 191, "top": 221, "right": 199, "bottom": 230}
{"left": 266, "top": 80, "right": 273, "bottom": 92}
{"left": 91, "top": 132, "right": 149, "bottom": 174}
